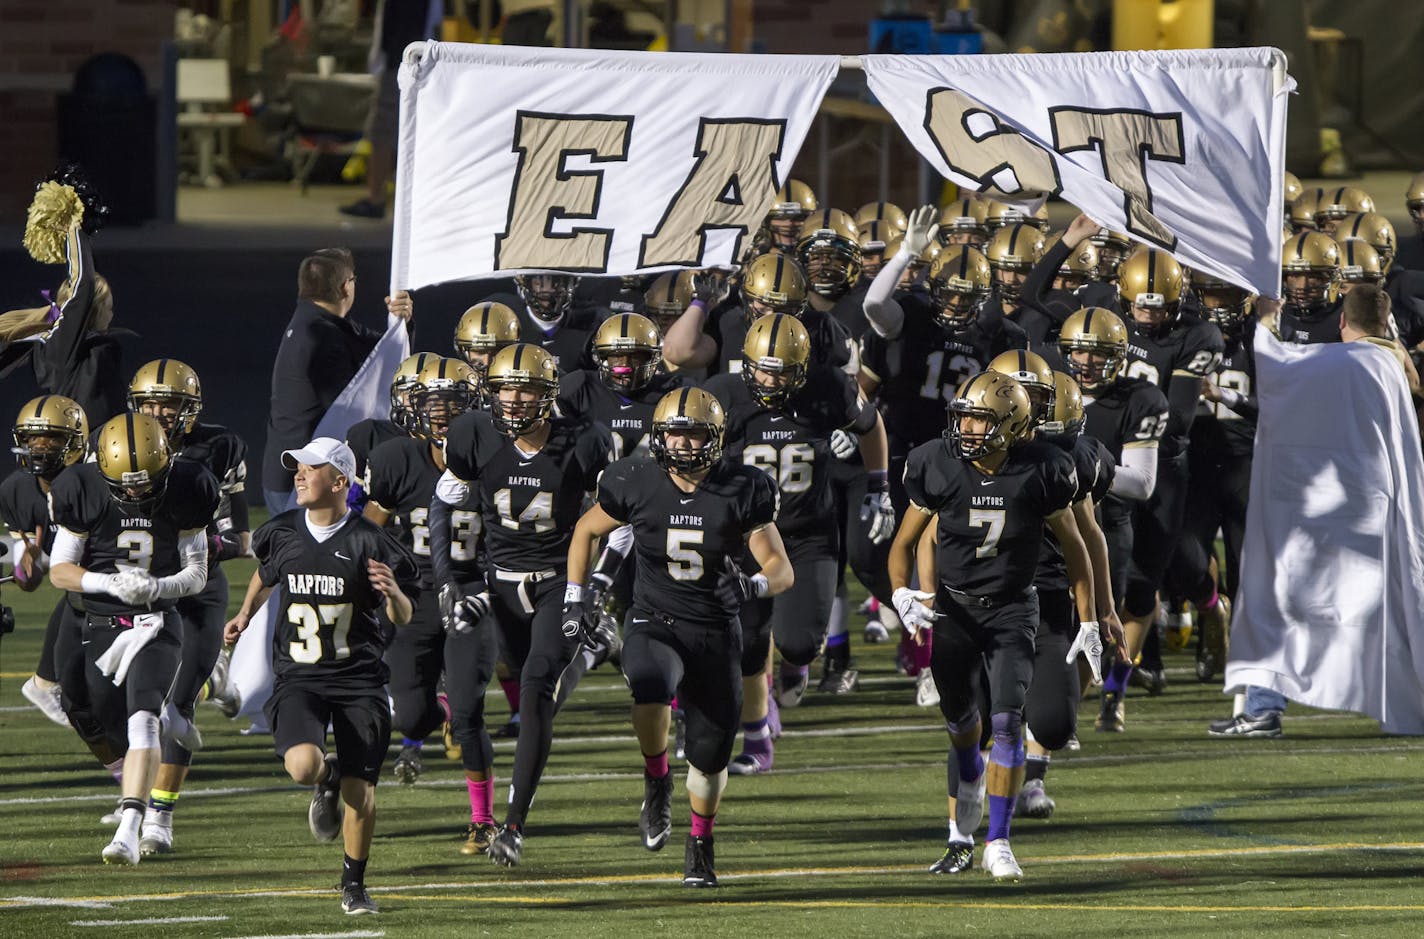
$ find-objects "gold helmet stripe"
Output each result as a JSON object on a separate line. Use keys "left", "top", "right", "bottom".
{"left": 124, "top": 412, "right": 139, "bottom": 476}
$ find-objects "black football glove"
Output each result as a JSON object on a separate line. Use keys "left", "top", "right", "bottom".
{"left": 561, "top": 599, "right": 592, "bottom": 641}
{"left": 715, "top": 557, "right": 756, "bottom": 608}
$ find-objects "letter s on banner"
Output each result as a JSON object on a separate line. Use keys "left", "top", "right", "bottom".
{"left": 494, "top": 111, "right": 633, "bottom": 271}
{"left": 922, "top": 87, "right": 1061, "bottom": 200}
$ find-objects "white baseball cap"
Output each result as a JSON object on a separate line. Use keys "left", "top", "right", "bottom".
{"left": 282, "top": 436, "right": 357, "bottom": 484}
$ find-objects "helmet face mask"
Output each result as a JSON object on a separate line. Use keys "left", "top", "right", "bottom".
{"left": 96, "top": 414, "right": 172, "bottom": 515}
{"left": 127, "top": 359, "right": 202, "bottom": 446}
{"left": 12, "top": 395, "right": 88, "bottom": 478}
{"left": 454, "top": 302, "right": 522, "bottom": 392}
{"left": 796, "top": 229, "right": 862, "bottom": 300}
{"left": 515, "top": 274, "right": 577, "bottom": 321}
{"left": 741, "top": 252, "right": 809, "bottom": 318}
{"left": 485, "top": 344, "right": 558, "bottom": 437}
{"left": 132, "top": 395, "right": 199, "bottom": 445}
{"left": 1192, "top": 280, "right": 1253, "bottom": 334}
{"left": 741, "top": 313, "right": 811, "bottom": 409}
{"left": 593, "top": 313, "right": 662, "bottom": 393}
{"left": 411, "top": 359, "right": 478, "bottom": 442}
{"left": 13, "top": 431, "right": 72, "bottom": 477}
{"left": 928, "top": 247, "right": 993, "bottom": 331}
{"left": 1058, "top": 307, "right": 1129, "bottom": 393}
{"left": 1040, "top": 371, "right": 1085, "bottom": 439}
{"left": 650, "top": 388, "right": 725, "bottom": 474}
{"left": 945, "top": 372, "right": 1032, "bottom": 460}
{"left": 390, "top": 353, "right": 440, "bottom": 433}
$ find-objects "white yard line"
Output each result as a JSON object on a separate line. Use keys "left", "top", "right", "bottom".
{"left": 72, "top": 915, "right": 230, "bottom": 926}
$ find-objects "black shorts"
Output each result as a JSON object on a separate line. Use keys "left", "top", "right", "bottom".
{"left": 266, "top": 674, "right": 392, "bottom": 785}
{"left": 83, "top": 609, "right": 182, "bottom": 719}
{"left": 928, "top": 588, "right": 1038, "bottom": 724}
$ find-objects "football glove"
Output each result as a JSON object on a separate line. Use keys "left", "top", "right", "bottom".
{"left": 561, "top": 599, "right": 592, "bottom": 640}
{"left": 691, "top": 270, "right": 730, "bottom": 307}
{"left": 439, "top": 581, "right": 488, "bottom": 635}
{"left": 892, "top": 587, "right": 938, "bottom": 639}
{"left": 587, "top": 570, "right": 615, "bottom": 611}
{"left": 1066, "top": 620, "right": 1104, "bottom": 684}
{"left": 860, "top": 491, "right": 896, "bottom": 545}
{"left": 902, "top": 204, "right": 940, "bottom": 258}
{"left": 110, "top": 568, "right": 159, "bottom": 607}
{"left": 715, "top": 557, "right": 767, "bottom": 608}
{"left": 829, "top": 428, "right": 857, "bottom": 460}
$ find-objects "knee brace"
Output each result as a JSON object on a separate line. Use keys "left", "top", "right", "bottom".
{"left": 989, "top": 711, "right": 1025, "bottom": 769}
{"left": 945, "top": 709, "right": 980, "bottom": 738}
{"left": 685, "top": 765, "right": 728, "bottom": 802}
{"left": 127, "top": 710, "right": 161, "bottom": 750}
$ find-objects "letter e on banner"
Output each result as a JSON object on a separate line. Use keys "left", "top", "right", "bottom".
{"left": 495, "top": 111, "right": 633, "bottom": 271}
{"left": 640, "top": 119, "right": 788, "bottom": 267}
{"left": 923, "top": 88, "right": 1060, "bottom": 199}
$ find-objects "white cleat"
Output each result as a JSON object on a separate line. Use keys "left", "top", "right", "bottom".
{"left": 21, "top": 677, "right": 71, "bottom": 727}
{"left": 914, "top": 671, "right": 940, "bottom": 708}
{"left": 161, "top": 702, "right": 204, "bottom": 752}
{"left": 954, "top": 767, "right": 987, "bottom": 836}
{"left": 100, "top": 798, "right": 123, "bottom": 827}
{"left": 102, "top": 835, "right": 140, "bottom": 866}
{"left": 139, "top": 811, "right": 174, "bottom": 856}
{"left": 982, "top": 839, "right": 1023, "bottom": 880}
{"left": 863, "top": 619, "right": 889, "bottom": 644}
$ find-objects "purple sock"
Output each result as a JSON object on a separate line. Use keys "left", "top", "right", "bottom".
{"left": 1103, "top": 661, "right": 1134, "bottom": 695}
{"left": 953, "top": 743, "right": 984, "bottom": 783}
{"left": 986, "top": 794, "right": 1015, "bottom": 842}
{"left": 402, "top": 737, "right": 423, "bottom": 749}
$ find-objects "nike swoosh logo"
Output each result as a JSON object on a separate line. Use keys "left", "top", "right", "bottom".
{"left": 335, "top": 551, "right": 352, "bottom": 560}
{"left": 619, "top": 403, "right": 634, "bottom": 410}
{"left": 632, "top": 617, "right": 649, "bottom": 624}
{"left": 768, "top": 416, "right": 784, "bottom": 423}
{"left": 979, "top": 479, "right": 992, "bottom": 486}
{"left": 519, "top": 460, "right": 534, "bottom": 467}
{"left": 680, "top": 498, "right": 693, "bottom": 505}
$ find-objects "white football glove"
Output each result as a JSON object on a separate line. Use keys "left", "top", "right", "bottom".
{"left": 829, "top": 428, "right": 857, "bottom": 460}
{"left": 860, "top": 491, "right": 896, "bottom": 545}
{"left": 1066, "top": 620, "right": 1104, "bottom": 684}
{"left": 902, "top": 204, "right": 940, "bottom": 258}
{"left": 110, "top": 568, "right": 159, "bottom": 607}
{"left": 892, "top": 587, "right": 939, "bottom": 639}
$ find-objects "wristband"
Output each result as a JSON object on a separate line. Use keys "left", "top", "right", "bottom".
{"left": 1081, "top": 620, "right": 1099, "bottom": 631}
{"left": 80, "top": 571, "right": 114, "bottom": 595}
{"left": 750, "top": 573, "right": 770, "bottom": 598}
{"left": 564, "top": 583, "right": 585, "bottom": 604}
{"left": 689, "top": 299, "right": 708, "bottom": 312}
{"left": 866, "top": 470, "right": 889, "bottom": 494}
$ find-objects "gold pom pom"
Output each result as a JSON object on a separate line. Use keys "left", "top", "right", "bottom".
{"left": 23, "top": 181, "right": 85, "bottom": 264}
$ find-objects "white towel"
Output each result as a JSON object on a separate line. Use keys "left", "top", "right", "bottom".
{"left": 93, "top": 613, "right": 166, "bottom": 686}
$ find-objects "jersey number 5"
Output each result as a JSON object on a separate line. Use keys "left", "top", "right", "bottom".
{"left": 288, "top": 602, "right": 354, "bottom": 664}
{"left": 666, "top": 528, "right": 704, "bottom": 581}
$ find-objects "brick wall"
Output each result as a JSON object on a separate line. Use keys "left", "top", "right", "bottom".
{"left": 0, "top": 0, "right": 171, "bottom": 222}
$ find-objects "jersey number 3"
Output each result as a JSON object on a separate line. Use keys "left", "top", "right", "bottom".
{"left": 288, "top": 602, "right": 354, "bottom": 664}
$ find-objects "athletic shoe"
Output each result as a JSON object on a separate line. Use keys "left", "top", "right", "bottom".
{"left": 488, "top": 824, "right": 523, "bottom": 866}
{"left": 1095, "top": 691, "right": 1124, "bottom": 732}
{"left": 443, "top": 720, "right": 462, "bottom": 762}
{"left": 207, "top": 648, "right": 241, "bottom": 717}
{"left": 1207, "top": 711, "right": 1283, "bottom": 739}
{"left": 982, "top": 839, "right": 1023, "bottom": 880}
{"left": 929, "top": 841, "right": 973, "bottom": 874}
{"left": 1196, "top": 596, "right": 1231, "bottom": 683}
{"left": 460, "top": 822, "right": 498, "bottom": 856}
{"left": 1064, "top": 733, "right": 1081, "bottom": 752}
{"left": 21, "top": 677, "right": 70, "bottom": 727}
{"left": 863, "top": 619, "right": 889, "bottom": 644}
{"left": 341, "top": 883, "right": 378, "bottom": 915}
{"left": 160, "top": 702, "right": 203, "bottom": 752}
{"left": 817, "top": 662, "right": 860, "bottom": 695}
{"left": 1130, "top": 666, "right": 1166, "bottom": 696}
{"left": 393, "top": 745, "right": 423, "bottom": 785}
{"left": 673, "top": 709, "right": 688, "bottom": 759}
{"left": 1014, "top": 779, "right": 1055, "bottom": 819}
{"left": 954, "top": 766, "right": 986, "bottom": 835}
{"left": 764, "top": 696, "right": 781, "bottom": 740}
{"left": 339, "top": 198, "right": 385, "bottom": 220}
{"left": 100, "top": 797, "right": 123, "bottom": 827}
{"left": 101, "top": 834, "right": 139, "bottom": 865}
{"left": 308, "top": 754, "right": 343, "bottom": 842}
{"left": 728, "top": 748, "right": 773, "bottom": 776}
{"left": 497, "top": 714, "right": 521, "bottom": 739}
{"left": 915, "top": 670, "right": 940, "bottom": 708}
{"left": 139, "top": 810, "right": 174, "bottom": 855}
{"left": 856, "top": 596, "right": 876, "bottom": 617}
{"left": 639, "top": 772, "right": 674, "bottom": 851}
{"left": 777, "top": 669, "right": 809, "bottom": 708}
{"left": 682, "top": 834, "right": 717, "bottom": 887}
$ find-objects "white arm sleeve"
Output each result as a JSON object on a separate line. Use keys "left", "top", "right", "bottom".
{"left": 154, "top": 529, "right": 209, "bottom": 599}
{"left": 1109, "top": 446, "right": 1158, "bottom": 500}
{"left": 435, "top": 469, "right": 470, "bottom": 506}
{"left": 606, "top": 523, "right": 635, "bottom": 558}
{"left": 50, "top": 526, "right": 87, "bottom": 566}
{"left": 862, "top": 248, "right": 914, "bottom": 340}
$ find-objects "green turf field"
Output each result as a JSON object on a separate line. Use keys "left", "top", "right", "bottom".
{"left": 2, "top": 557, "right": 1422, "bottom": 939}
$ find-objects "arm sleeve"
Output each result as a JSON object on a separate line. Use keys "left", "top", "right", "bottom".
{"left": 155, "top": 529, "right": 210, "bottom": 599}
{"left": 1022, "top": 235, "right": 1070, "bottom": 313}
{"left": 861, "top": 248, "right": 913, "bottom": 340}
{"left": 36, "top": 228, "right": 96, "bottom": 389}
{"left": 1109, "top": 445, "right": 1158, "bottom": 500}
{"left": 50, "top": 526, "right": 87, "bottom": 566}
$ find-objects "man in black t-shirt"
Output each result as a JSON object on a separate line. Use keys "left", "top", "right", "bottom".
{"left": 225, "top": 436, "right": 418, "bottom": 916}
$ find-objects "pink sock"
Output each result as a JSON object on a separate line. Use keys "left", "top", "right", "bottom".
{"left": 437, "top": 692, "right": 452, "bottom": 723}
{"left": 466, "top": 777, "right": 494, "bottom": 825}
{"left": 645, "top": 750, "right": 669, "bottom": 778}
{"left": 500, "top": 679, "right": 520, "bottom": 712}
{"left": 690, "top": 810, "right": 715, "bottom": 838}
{"left": 670, "top": 695, "right": 680, "bottom": 711}
{"left": 869, "top": 597, "right": 880, "bottom": 613}
{"left": 913, "top": 631, "right": 934, "bottom": 672}
{"left": 1200, "top": 588, "right": 1219, "bottom": 611}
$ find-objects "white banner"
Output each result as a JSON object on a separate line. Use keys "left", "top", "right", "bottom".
{"left": 862, "top": 48, "right": 1292, "bottom": 297}
{"left": 390, "top": 42, "right": 839, "bottom": 291}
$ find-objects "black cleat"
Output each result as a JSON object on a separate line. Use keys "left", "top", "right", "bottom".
{"left": 1207, "top": 712, "right": 1283, "bottom": 739}
{"left": 683, "top": 834, "right": 717, "bottom": 887}
{"left": 488, "top": 824, "right": 523, "bottom": 866}
{"left": 640, "top": 772, "right": 674, "bottom": 851}
{"left": 460, "top": 822, "right": 498, "bottom": 856}
{"left": 929, "top": 841, "right": 974, "bottom": 874}
{"left": 341, "top": 882, "right": 378, "bottom": 915}
{"left": 1095, "top": 690, "right": 1124, "bottom": 733}
{"left": 1130, "top": 666, "right": 1166, "bottom": 695}
{"left": 392, "top": 745, "right": 423, "bottom": 785}
{"left": 817, "top": 662, "right": 860, "bottom": 695}
{"left": 497, "top": 714, "right": 521, "bottom": 739}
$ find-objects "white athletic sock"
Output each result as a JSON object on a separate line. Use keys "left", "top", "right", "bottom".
{"left": 948, "top": 818, "right": 973, "bottom": 845}
{"left": 115, "top": 807, "right": 143, "bottom": 844}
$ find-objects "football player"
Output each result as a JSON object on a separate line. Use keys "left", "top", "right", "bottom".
{"left": 6, "top": 396, "right": 89, "bottom": 729}
{"left": 431, "top": 343, "right": 613, "bottom": 866}
{"left": 347, "top": 352, "right": 440, "bottom": 491}
{"left": 853, "top": 201, "right": 908, "bottom": 237}
{"left": 857, "top": 221, "right": 893, "bottom": 281}
{"left": 1018, "top": 230, "right": 1101, "bottom": 348}
{"left": 1056, "top": 308, "right": 1170, "bottom": 731}
{"left": 764, "top": 179, "right": 818, "bottom": 250}
{"left": 510, "top": 274, "right": 600, "bottom": 372}
{"left": 453, "top": 301, "right": 523, "bottom": 396}
{"left": 49, "top": 413, "right": 219, "bottom": 865}
{"left": 889, "top": 371, "right": 1096, "bottom": 879}
{"left": 565, "top": 387, "right": 791, "bottom": 887}
{"left": 1311, "top": 185, "right": 1375, "bottom": 236}
{"left": 937, "top": 197, "right": 990, "bottom": 250}
{"left": 1396, "top": 171, "right": 1424, "bottom": 271}
{"left": 984, "top": 223, "right": 1045, "bottom": 322}
{"left": 705, "top": 314, "right": 889, "bottom": 774}
{"left": 643, "top": 271, "right": 698, "bottom": 338}
{"left": 795, "top": 209, "right": 869, "bottom": 344}
{"left": 124, "top": 359, "right": 250, "bottom": 856}
{"left": 224, "top": 437, "right": 419, "bottom": 915}
{"left": 1083, "top": 228, "right": 1134, "bottom": 307}
{"left": 1277, "top": 232, "right": 1344, "bottom": 343}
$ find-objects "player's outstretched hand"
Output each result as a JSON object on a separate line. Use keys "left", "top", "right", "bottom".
{"left": 368, "top": 558, "right": 400, "bottom": 598}
{"left": 903, "top": 205, "right": 940, "bottom": 257}
{"left": 1064, "top": 213, "right": 1102, "bottom": 247}
{"left": 223, "top": 612, "right": 249, "bottom": 645}
{"left": 1066, "top": 620, "right": 1105, "bottom": 684}
{"left": 892, "top": 587, "right": 938, "bottom": 645}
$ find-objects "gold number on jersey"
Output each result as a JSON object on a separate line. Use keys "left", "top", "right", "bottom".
{"left": 407, "top": 507, "right": 431, "bottom": 556}
{"left": 919, "top": 350, "right": 979, "bottom": 402}
{"left": 1125, "top": 358, "right": 1161, "bottom": 386}
{"left": 116, "top": 531, "right": 154, "bottom": 572}
{"left": 742, "top": 442, "right": 815, "bottom": 494}
{"left": 968, "top": 508, "right": 1006, "bottom": 559}
{"left": 1209, "top": 369, "right": 1250, "bottom": 421}
{"left": 493, "top": 488, "right": 555, "bottom": 533}
{"left": 451, "top": 509, "right": 481, "bottom": 561}
{"left": 666, "top": 528, "right": 704, "bottom": 581}
{"left": 287, "top": 602, "right": 354, "bottom": 664}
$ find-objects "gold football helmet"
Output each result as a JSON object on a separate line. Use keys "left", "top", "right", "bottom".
{"left": 983, "top": 199, "right": 1049, "bottom": 233}
{"left": 1119, "top": 247, "right": 1184, "bottom": 336}
{"left": 391, "top": 352, "right": 442, "bottom": 432}
{"left": 947, "top": 371, "right": 1033, "bottom": 459}
{"left": 1189, "top": 269, "right": 1254, "bottom": 334}
{"left": 593, "top": 313, "right": 662, "bottom": 393}
{"left": 938, "top": 197, "right": 991, "bottom": 247}
{"left": 800, "top": 208, "right": 858, "bottom": 242}
{"left": 1288, "top": 188, "right": 1322, "bottom": 232}
{"left": 1088, "top": 229, "right": 1135, "bottom": 281}
{"left": 1313, "top": 186, "right": 1375, "bottom": 233}
{"left": 770, "top": 179, "right": 817, "bottom": 220}
{"left": 485, "top": 343, "right": 558, "bottom": 437}
{"left": 1282, "top": 231, "right": 1341, "bottom": 313}
{"left": 1058, "top": 307, "right": 1129, "bottom": 392}
{"left": 454, "top": 302, "right": 522, "bottom": 384}
{"left": 853, "top": 201, "right": 908, "bottom": 236}
{"left": 1283, "top": 170, "right": 1303, "bottom": 214}
{"left": 643, "top": 271, "right": 696, "bottom": 333}
{"left": 1337, "top": 238, "right": 1385, "bottom": 287}
{"left": 515, "top": 274, "right": 577, "bottom": 321}
{"left": 988, "top": 349, "right": 1055, "bottom": 425}
{"left": 1336, "top": 212, "right": 1396, "bottom": 269}
{"left": 742, "top": 313, "right": 811, "bottom": 408}
{"left": 741, "top": 252, "right": 809, "bottom": 317}
{"left": 857, "top": 220, "right": 891, "bottom": 255}
{"left": 411, "top": 357, "right": 478, "bottom": 441}
{"left": 1041, "top": 370, "right": 1086, "bottom": 438}
{"left": 1042, "top": 232, "right": 1099, "bottom": 290}
{"left": 1406, "top": 171, "right": 1424, "bottom": 236}
{"left": 797, "top": 221, "right": 862, "bottom": 299}
{"left": 928, "top": 246, "right": 993, "bottom": 330}
{"left": 95, "top": 413, "right": 172, "bottom": 513}
{"left": 651, "top": 387, "right": 725, "bottom": 473}
{"left": 985, "top": 223, "right": 1046, "bottom": 301}
{"left": 12, "top": 394, "right": 87, "bottom": 477}
{"left": 128, "top": 358, "right": 202, "bottom": 443}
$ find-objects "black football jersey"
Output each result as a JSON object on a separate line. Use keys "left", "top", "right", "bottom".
{"left": 444, "top": 411, "right": 612, "bottom": 571}
{"left": 366, "top": 436, "right": 483, "bottom": 588}
{"left": 905, "top": 437, "right": 1078, "bottom": 596}
{"left": 861, "top": 296, "right": 1029, "bottom": 453}
{"left": 1035, "top": 432, "right": 1117, "bottom": 593}
{"left": 50, "top": 460, "right": 220, "bottom": 615}
{"left": 347, "top": 418, "right": 405, "bottom": 486}
{"left": 0, "top": 471, "right": 57, "bottom": 554}
{"left": 1277, "top": 299, "right": 1343, "bottom": 344}
{"left": 1123, "top": 313, "right": 1223, "bottom": 457}
{"left": 557, "top": 368, "right": 686, "bottom": 461}
{"left": 706, "top": 368, "right": 875, "bottom": 559}
{"left": 1193, "top": 321, "right": 1258, "bottom": 460}
{"left": 1082, "top": 376, "right": 1170, "bottom": 523}
{"left": 175, "top": 422, "right": 248, "bottom": 567}
{"left": 824, "top": 283, "right": 871, "bottom": 340}
{"left": 254, "top": 510, "right": 420, "bottom": 681}
{"left": 709, "top": 305, "right": 854, "bottom": 377}
{"left": 597, "top": 455, "right": 778, "bottom": 625}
